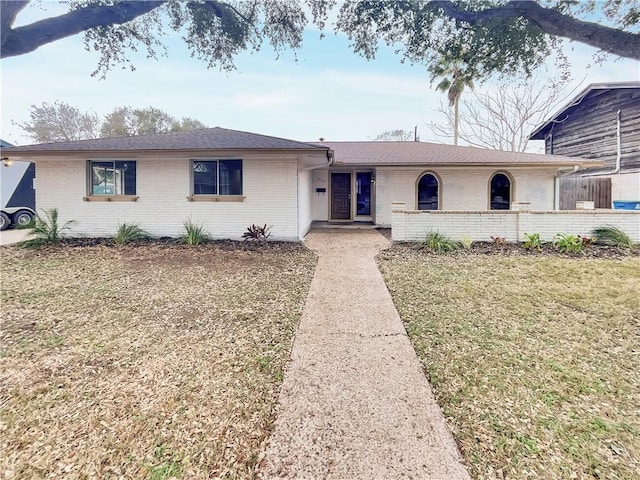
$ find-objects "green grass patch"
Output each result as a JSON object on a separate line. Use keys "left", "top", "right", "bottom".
{"left": 378, "top": 246, "right": 640, "bottom": 479}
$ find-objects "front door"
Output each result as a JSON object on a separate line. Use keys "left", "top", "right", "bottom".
{"left": 356, "top": 172, "right": 372, "bottom": 217}
{"left": 331, "top": 172, "right": 351, "bottom": 220}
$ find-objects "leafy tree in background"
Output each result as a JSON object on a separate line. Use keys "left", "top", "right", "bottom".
{"left": 373, "top": 129, "right": 415, "bottom": 141}
{"left": 15, "top": 101, "right": 101, "bottom": 143}
{"left": 1, "top": 1, "right": 638, "bottom": 80}
{"left": 177, "top": 117, "right": 209, "bottom": 132}
{"left": 101, "top": 106, "right": 176, "bottom": 137}
{"left": 17, "top": 102, "right": 208, "bottom": 143}
{"left": 100, "top": 106, "right": 206, "bottom": 137}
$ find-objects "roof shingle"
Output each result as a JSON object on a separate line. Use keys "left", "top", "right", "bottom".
{"left": 320, "top": 141, "right": 601, "bottom": 166}
{"left": 1, "top": 127, "right": 328, "bottom": 154}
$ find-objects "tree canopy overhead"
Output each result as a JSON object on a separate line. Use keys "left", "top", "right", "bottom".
{"left": 1, "top": 0, "right": 328, "bottom": 77}
{"left": 1, "top": 1, "right": 638, "bottom": 79}
{"left": 336, "top": 1, "right": 639, "bottom": 82}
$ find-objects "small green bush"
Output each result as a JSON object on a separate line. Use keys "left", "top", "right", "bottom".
{"left": 553, "top": 233, "right": 583, "bottom": 254}
{"left": 591, "top": 226, "right": 633, "bottom": 248}
{"left": 114, "top": 223, "right": 150, "bottom": 246}
{"left": 460, "top": 236, "right": 473, "bottom": 249}
{"left": 18, "top": 208, "right": 75, "bottom": 248}
{"left": 523, "top": 232, "right": 542, "bottom": 252}
{"left": 420, "top": 231, "right": 461, "bottom": 252}
{"left": 181, "top": 220, "right": 210, "bottom": 245}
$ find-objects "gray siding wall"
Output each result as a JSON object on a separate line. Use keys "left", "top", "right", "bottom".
{"left": 545, "top": 89, "right": 640, "bottom": 171}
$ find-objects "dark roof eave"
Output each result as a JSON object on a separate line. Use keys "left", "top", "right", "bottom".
{"left": 333, "top": 161, "right": 601, "bottom": 168}
{"left": 2, "top": 146, "right": 330, "bottom": 157}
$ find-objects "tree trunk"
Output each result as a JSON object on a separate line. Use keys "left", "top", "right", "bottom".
{"left": 453, "top": 96, "right": 459, "bottom": 146}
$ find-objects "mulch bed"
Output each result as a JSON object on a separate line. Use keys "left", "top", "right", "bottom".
{"left": 391, "top": 241, "right": 640, "bottom": 259}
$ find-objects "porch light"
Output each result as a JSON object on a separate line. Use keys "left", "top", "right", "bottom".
{"left": 2, "top": 157, "right": 12, "bottom": 167}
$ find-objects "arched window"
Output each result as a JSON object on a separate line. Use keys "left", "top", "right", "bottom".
{"left": 490, "top": 173, "right": 512, "bottom": 210}
{"left": 417, "top": 173, "right": 439, "bottom": 210}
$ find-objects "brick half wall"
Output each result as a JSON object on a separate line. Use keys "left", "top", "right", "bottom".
{"left": 391, "top": 202, "right": 640, "bottom": 243}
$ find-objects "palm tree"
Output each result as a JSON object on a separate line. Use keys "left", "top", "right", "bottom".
{"left": 433, "top": 60, "right": 475, "bottom": 146}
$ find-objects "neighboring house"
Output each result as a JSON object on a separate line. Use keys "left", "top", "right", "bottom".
{"left": 529, "top": 81, "right": 640, "bottom": 209}
{"left": 1, "top": 127, "right": 602, "bottom": 241}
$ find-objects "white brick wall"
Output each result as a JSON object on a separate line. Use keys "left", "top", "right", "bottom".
{"left": 376, "top": 166, "right": 557, "bottom": 226}
{"left": 34, "top": 154, "right": 311, "bottom": 241}
{"left": 392, "top": 204, "right": 640, "bottom": 243}
{"left": 311, "top": 169, "right": 329, "bottom": 221}
{"left": 298, "top": 169, "right": 313, "bottom": 238}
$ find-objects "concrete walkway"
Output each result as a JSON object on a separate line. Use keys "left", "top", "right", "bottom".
{"left": 0, "top": 228, "right": 30, "bottom": 246}
{"left": 261, "top": 229, "right": 470, "bottom": 479}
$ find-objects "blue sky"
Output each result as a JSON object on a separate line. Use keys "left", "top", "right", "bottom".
{"left": 1, "top": 1, "right": 639, "bottom": 147}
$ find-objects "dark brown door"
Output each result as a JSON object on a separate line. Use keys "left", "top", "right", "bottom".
{"left": 331, "top": 173, "right": 351, "bottom": 220}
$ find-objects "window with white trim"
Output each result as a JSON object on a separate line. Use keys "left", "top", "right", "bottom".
{"left": 192, "top": 160, "right": 242, "bottom": 195}
{"left": 89, "top": 160, "right": 136, "bottom": 195}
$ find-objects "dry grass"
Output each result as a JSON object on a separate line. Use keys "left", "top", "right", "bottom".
{"left": 378, "top": 246, "right": 640, "bottom": 480}
{"left": 0, "top": 242, "right": 316, "bottom": 479}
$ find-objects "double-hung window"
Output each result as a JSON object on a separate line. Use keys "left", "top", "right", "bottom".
{"left": 192, "top": 159, "right": 242, "bottom": 196}
{"left": 89, "top": 160, "right": 137, "bottom": 196}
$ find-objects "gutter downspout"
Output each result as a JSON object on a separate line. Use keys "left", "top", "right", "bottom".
{"left": 554, "top": 165, "right": 580, "bottom": 210}
{"left": 300, "top": 149, "right": 334, "bottom": 171}
{"left": 587, "top": 109, "right": 622, "bottom": 177}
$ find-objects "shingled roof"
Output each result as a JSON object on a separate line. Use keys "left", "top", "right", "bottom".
{"left": 1, "top": 127, "right": 329, "bottom": 154}
{"left": 1, "top": 127, "right": 600, "bottom": 167}
{"left": 320, "top": 141, "right": 601, "bottom": 167}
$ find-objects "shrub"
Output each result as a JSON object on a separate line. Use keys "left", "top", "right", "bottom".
{"left": 580, "top": 235, "right": 594, "bottom": 248}
{"left": 460, "top": 236, "right": 473, "bottom": 249}
{"left": 523, "top": 233, "right": 542, "bottom": 252}
{"left": 18, "top": 208, "right": 75, "bottom": 248}
{"left": 242, "top": 224, "right": 272, "bottom": 241}
{"left": 553, "top": 233, "right": 583, "bottom": 254}
{"left": 591, "top": 226, "right": 633, "bottom": 248}
{"left": 420, "top": 231, "right": 461, "bottom": 252}
{"left": 181, "top": 220, "right": 210, "bottom": 245}
{"left": 114, "top": 223, "right": 150, "bottom": 246}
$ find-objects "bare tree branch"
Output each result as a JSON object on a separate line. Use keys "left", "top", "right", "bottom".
{"left": 427, "top": 75, "right": 583, "bottom": 152}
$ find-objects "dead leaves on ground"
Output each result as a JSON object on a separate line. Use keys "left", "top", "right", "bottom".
{"left": 0, "top": 243, "right": 316, "bottom": 479}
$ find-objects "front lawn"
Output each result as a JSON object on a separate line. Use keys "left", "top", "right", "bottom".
{"left": 378, "top": 246, "right": 640, "bottom": 479}
{"left": 0, "top": 242, "right": 316, "bottom": 479}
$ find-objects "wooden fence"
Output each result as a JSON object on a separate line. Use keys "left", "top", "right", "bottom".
{"left": 560, "top": 177, "right": 611, "bottom": 210}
